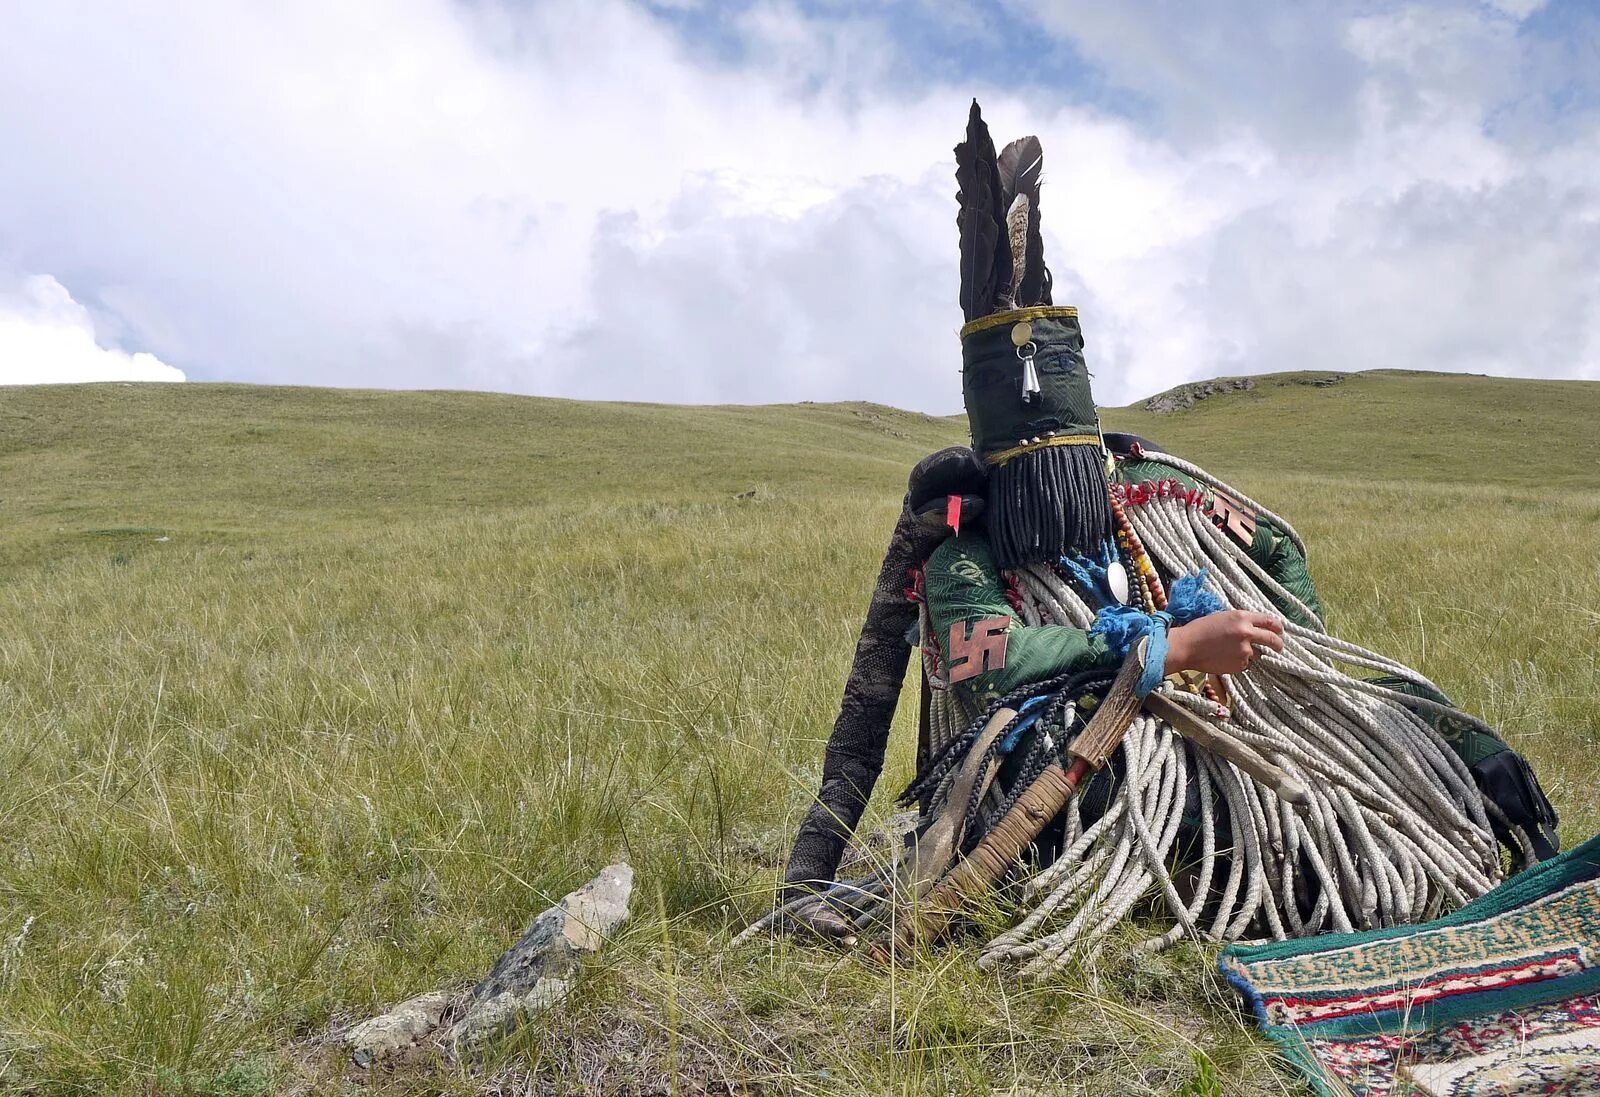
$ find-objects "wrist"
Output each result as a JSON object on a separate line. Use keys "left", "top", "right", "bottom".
{"left": 1163, "top": 623, "right": 1190, "bottom": 675}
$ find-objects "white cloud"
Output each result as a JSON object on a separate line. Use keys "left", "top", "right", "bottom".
{"left": 0, "top": 0, "right": 1594, "bottom": 410}
{"left": 1015, "top": 0, "right": 1600, "bottom": 394}
{"left": 0, "top": 274, "right": 184, "bottom": 385}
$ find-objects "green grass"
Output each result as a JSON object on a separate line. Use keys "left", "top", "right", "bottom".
{"left": 1, "top": 370, "right": 1596, "bottom": 1095}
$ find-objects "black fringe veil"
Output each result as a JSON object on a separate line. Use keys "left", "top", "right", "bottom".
{"left": 986, "top": 444, "right": 1114, "bottom": 570}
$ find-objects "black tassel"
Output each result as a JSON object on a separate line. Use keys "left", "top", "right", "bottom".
{"left": 986, "top": 445, "right": 1114, "bottom": 571}
{"left": 955, "top": 100, "right": 1008, "bottom": 322}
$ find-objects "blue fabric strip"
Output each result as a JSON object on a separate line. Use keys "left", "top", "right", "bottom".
{"left": 998, "top": 693, "right": 1052, "bottom": 754}
{"left": 1087, "top": 568, "right": 1225, "bottom": 697}
{"left": 1136, "top": 625, "right": 1169, "bottom": 698}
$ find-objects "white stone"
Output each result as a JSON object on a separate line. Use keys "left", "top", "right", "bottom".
{"left": 444, "top": 863, "right": 633, "bottom": 1050}
{"left": 346, "top": 990, "right": 454, "bottom": 1067}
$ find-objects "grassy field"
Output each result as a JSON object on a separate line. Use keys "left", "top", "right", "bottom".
{"left": 1, "top": 370, "right": 1596, "bottom": 1095}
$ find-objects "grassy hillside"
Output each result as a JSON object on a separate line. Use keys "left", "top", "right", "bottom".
{"left": 1, "top": 371, "right": 1596, "bottom": 1095}
{"left": 1104, "top": 369, "right": 1599, "bottom": 490}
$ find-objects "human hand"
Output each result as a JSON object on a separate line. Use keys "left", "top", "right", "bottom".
{"left": 1165, "top": 610, "right": 1284, "bottom": 677}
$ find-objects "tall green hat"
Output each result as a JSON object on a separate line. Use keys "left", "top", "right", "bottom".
{"left": 954, "top": 101, "right": 1112, "bottom": 567}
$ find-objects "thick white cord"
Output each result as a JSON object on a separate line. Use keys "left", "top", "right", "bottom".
{"left": 762, "top": 461, "right": 1505, "bottom": 969}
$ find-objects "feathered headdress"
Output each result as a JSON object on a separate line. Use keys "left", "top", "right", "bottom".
{"left": 955, "top": 100, "right": 1112, "bottom": 568}
{"left": 957, "top": 101, "right": 1050, "bottom": 319}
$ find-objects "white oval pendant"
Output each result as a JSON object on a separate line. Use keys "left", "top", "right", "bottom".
{"left": 1107, "top": 560, "right": 1131, "bottom": 605}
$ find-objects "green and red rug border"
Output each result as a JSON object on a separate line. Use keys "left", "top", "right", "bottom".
{"left": 1220, "top": 834, "right": 1600, "bottom": 1091}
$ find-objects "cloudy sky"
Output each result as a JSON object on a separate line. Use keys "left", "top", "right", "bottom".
{"left": 1, "top": 1, "right": 1596, "bottom": 410}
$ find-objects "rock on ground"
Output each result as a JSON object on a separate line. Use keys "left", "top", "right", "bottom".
{"left": 345, "top": 991, "right": 454, "bottom": 1067}
{"left": 343, "top": 862, "right": 634, "bottom": 1066}
{"left": 445, "top": 861, "right": 634, "bottom": 1049}
{"left": 1144, "top": 377, "right": 1254, "bottom": 414}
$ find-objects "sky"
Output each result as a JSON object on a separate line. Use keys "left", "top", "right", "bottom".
{"left": 1, "top": 0, "right": 1596, "bottom": 411}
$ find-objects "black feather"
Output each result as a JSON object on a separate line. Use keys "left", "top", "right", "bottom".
{"left": 981, "top": 128, "right": 1010, "bottom": 311}
{"left": 955, "top": 100, "right": 1007, "bottom": 321}
{"left": 1020, "top": 196, "right": 1047, "bottom": 306}
{"left": 998, "top": 136, "right": 1049, "bottom": 307}
{"left": 996, "top": 135, "right": 1042, "bottom": 212}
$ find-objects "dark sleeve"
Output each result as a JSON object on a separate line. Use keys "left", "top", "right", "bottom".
{"left": 780, "top": 502, "right": 942, "bottom": 899}
{"left": 924, "top": 535, "right": 1117, "bottom": 707}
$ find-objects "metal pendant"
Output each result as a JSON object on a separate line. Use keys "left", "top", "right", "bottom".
{"left": 1107, "top": 560, "right": 1131, "bottom": 605}
{"left": 1017, "top": 340, "right": 1040, "bottom": 406}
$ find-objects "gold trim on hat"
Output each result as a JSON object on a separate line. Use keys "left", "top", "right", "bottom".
{"left": 959, "top": 305, "right": 1079, "bottom": 339}
{"left": 983, "top": 433, "right": 1102, "bottom": 466}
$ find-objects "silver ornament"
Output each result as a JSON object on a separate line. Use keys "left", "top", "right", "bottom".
{"left": 1107, "top": 560, "right": 1131, "bottom": 605}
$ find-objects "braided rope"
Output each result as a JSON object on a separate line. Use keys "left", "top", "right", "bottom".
{"left": 746, "top": 462, "right": 1517, "bottom": 969}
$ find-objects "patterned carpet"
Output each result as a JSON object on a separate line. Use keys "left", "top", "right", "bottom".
{"left": 1221, "top": 835, "right": 1600, "bottom": 1095}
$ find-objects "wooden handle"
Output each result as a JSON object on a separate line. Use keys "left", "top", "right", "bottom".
{"left": 1067, "top": 655, "right": 1146, "bottom": 769}
{"left": 892, "top": 653, "right": 1145, "bottom": 952}
{"left": 1141, "top": 692, "right": 1310, "bottom": 806}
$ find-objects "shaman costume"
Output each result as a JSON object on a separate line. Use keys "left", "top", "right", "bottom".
{"left": 758, "top": 103, "right": 1558, "bottom": 966}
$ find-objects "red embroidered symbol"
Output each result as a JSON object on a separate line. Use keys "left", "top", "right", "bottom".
{"left": 946, "top": 616, "right": 1010, "bottom": 684}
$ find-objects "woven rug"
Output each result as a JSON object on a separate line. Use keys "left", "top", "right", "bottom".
{"left": 1221, "top": 834, "right": 1600, "bottom": 1095}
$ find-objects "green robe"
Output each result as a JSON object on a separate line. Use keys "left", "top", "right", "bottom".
{"left": 924, "top": 462, "right": 1319, "bottom": 713}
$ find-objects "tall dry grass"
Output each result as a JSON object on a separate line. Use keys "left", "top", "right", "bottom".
{"left": 1, "top": 375, "right": 1595, "bottom": 1094}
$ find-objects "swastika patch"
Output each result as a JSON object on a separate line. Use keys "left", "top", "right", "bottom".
{"left": 1210, "top": 485, "right": 1258, "bottom": 548}
{"left": 947, "top": 616, "right": 1010, "bottom": 684}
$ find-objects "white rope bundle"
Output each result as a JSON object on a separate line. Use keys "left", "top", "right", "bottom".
{"left": 975, "top": 550, "right": 1499, "bottom": 972}
{"left": 744, "top": 459, "right": 1507, "bottom": 966}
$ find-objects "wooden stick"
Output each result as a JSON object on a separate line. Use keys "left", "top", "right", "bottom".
{"left": 891, "top": 653, "right": 1144, "bottom": 952}
{"left": 899, "top": 707, "right": 1015, "bottom": 899}
{"left": 1141, "top": 691, "right": 1310, "bottom": 805}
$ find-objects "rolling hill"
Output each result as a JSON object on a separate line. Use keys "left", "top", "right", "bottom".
{"left": 0, "top": 370, "right": 1596, "bottom": 1095}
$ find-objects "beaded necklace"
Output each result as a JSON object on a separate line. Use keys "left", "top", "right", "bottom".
{"left": 1109, "top": 481, "right": 1226, "bottom": 708}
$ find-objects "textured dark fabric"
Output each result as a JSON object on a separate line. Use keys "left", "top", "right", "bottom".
{"left": 961, "top": 307, "right": 1097, "bottom": 460}
{"left": 779, "top": 452, "right": 968, "bottom": 899}
{"left": 1473, "top": 750, "right": 1562, "bottom": 862}
{"left": 1103, "top": 431, "right": 1166, "bottom": 457}
{"left": 905, "top": 446, "right": 988, "bottom": 512}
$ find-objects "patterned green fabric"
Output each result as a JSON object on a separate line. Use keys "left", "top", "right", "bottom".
{"left": 1248, "top": 516, "right": 1324, "bottom": 627}
{"left": 923, "top": 534, "right": 1115, "bottom": 709}
{"left": 1220, "top": 835, "right": 1600, "bottom": 1095}
{"left": 961, "top": 308, "right": 1098, "bottom": 459}
{"left": 1114, "top": 457, "right": 1198, "bottom": 491}
{"left": 1369, "top": 675, "right": 1508, "bottom": 766}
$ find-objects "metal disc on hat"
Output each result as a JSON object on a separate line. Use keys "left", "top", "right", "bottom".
{"left": 1107, "top": 560, "right": 1131, "bottom": 604}
{"left": 1010, "top": 321, "right": 1033, "bottom": 347}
